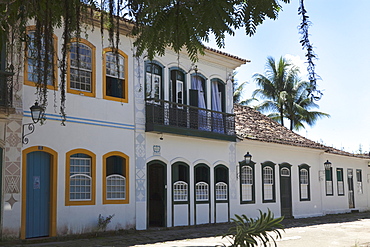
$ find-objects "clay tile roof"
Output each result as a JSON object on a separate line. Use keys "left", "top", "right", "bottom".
{"left": 234, "top": 104, "right": 370, "bottom": 159}
{"left": 204, "top": 46, "right": 250, "bottom": 63}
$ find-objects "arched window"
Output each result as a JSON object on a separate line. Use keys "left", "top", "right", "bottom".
{"left": 66, "top": 149, "right": 96, "bottom": 205}
{"left": 172, "top": 162, "right": 189, "bottom": 203}
{"left": 103, "top": 152, "right": 129, "bottom": 204}
{"left": 215, "top": 165, "right": 229, "bottom": 202}
{"left": 67, "top": 39, "right": 96, "bottom": 97}
{"left": 146, "top": 61, "right": 163, "bottom": 102}
{"left": 103, "top": 48, "right": 128, "bottom": 102}
{"left": 299, "top": 165, "right": 310, "bottom": 201}
{"left": 194, "top": 164, "right": 210, "bottom": 202}
{"left": 170, "top": 68, "right": 186, "bottom": 106}
{"left": 262, "top": 162, "right": 275, "bottom": 202}
{"left": 241, "top": 166, "right": 254, "bottom": 202}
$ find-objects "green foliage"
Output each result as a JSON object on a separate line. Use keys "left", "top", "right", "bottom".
{"left": 0, "top": 0, "right": 320, "bottom": 123}
{"left": 252, "top": 56, "right": 329, "bottom": 131}
{"left": 130, "top": 0, "right": 290, "bottom": 62}
{"left": 224, "top": 210, "right": 284, "bottom": 247}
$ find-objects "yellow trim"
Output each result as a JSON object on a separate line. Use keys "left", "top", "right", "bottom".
{"left": 102, "top": 48, "right": 129, "bottom": 103}
{"left": 102, "top": 151, "right": 129, "bottom": 204}
{"left": 65, "top": 148, "right": 96, "bottom": 206}
{"left": 67, "top": 38, "right": 96, "bottom": 97}
{"left": 21, "top": 146, "right": 58, "bottom": 239}
{"left": 24, "top": 26, "right": 58, "bottom": 90}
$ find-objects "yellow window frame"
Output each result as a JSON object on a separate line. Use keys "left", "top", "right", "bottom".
{"left": 24, "top": 26, "right": 58, "bottom": 90}
{"left": 103, "top": 151, "right": 130, "bottom": 204}
{"left": 102, "top": 48, "right": 128, "bottom": 103}
{"left": 65, "top": 148, "right": 96, "bottom": 206}
{"left": 67, "top": 38, "right": 96, "bottom": 97}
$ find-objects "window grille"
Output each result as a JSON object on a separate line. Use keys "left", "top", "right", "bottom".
{"left": 70, "top": 174, "right": 91, "bottom": 200}
{"left": 300, "top": 168, "right": 309, "bottom": 199}
{"left": 70, "top": 156, "right": 91, "bottom": 200}
{"left": 196, "top": 182, "right": 208, "bottom": 201}
{"left": 281, "top": 167, "right": 290, "bottom": 176}
{"left": 241, "top": 166, "right": 253, "bottom": 201}
{"left": 173, "top": 181, "right": 188, "bottom": 201}
{"left": 107, "top": 174, "right": 126, "bottom": 200}
{"left": 215, "top": 182, "right": 227, "bottom": 200}
{"left": 263, "top": 167, "right": 273, "bottom": 201}
{"left": 70, "top": 43, "right": 92, "bottom": 92}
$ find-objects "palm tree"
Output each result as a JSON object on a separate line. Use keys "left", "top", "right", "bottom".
{"left": 252, "top": 56, "right": 329, "bottom": 131}
{"left": 284, "top": 80, "right": 330, "bottom": 131}
{"left": 252, "top": 56, "right": 299, "bottom": 126}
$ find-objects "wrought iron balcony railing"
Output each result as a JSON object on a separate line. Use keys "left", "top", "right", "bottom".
{"left": 0, "top": 70, "right": 13, "bottom": 109}
{"left": 145, "top": 98, "right": 236, "bottom": 141}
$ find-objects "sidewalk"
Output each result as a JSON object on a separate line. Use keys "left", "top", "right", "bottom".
{"left": 2, "top": 211, "right": 370, "bottom": 247}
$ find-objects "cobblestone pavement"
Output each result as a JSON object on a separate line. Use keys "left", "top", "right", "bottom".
{"left": 2, "top": 211, "right": 370, "bottom": 247}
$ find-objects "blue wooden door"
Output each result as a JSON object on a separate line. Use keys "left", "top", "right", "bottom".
{"left": 26, "top": 151, "right": 50, "bottom": 238}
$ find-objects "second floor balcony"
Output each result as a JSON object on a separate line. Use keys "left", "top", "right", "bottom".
{"left": 145, "top": 99, "right": 236, "bottom": 141}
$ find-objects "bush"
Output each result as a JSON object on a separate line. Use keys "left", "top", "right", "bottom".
{"left": 223, "top": 209, "right": 284, "bottom": 247}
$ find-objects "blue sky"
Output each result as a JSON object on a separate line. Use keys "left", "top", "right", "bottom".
{"left": 208, "top": 0, "right": 370, "bottom": 153}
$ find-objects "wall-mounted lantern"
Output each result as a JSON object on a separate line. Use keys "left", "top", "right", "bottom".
{"left": 324, "top": 160, "right": 332, "bottom": 170}
{"left": 237, "top": 151, "right": 255, "bottom": 179}
{"left": 22, "top": 102, "right": 45, "bottom": 145}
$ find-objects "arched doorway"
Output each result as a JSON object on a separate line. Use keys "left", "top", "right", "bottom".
{"left": 22, "top": 146, "right": 57, "bottom": 239}
{"left": 147, "top": 160, "right": 167, "bottom": 227}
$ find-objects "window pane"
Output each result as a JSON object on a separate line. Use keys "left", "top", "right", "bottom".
{"left": 107, "top": 175, "right": 126, "bottom": 199}
{"left": 70, "top": 154, "right": 92, "bottom": 200}
{"left": 215, "top": 182, "right": 227, "bottom": 200}
{"left": 195, "top": 182, "right": 208, "bottom": 201}
{"left": 70, "top": 43, "right": 92, "bottom": 92}
{"left": 27, "top": 31, "right": 54, "bottom": 85}
{"left": 173, "top": 181, "right": 188, "bottom": 201}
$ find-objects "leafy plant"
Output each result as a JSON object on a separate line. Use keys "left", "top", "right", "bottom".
{"left": 97, "top": 214, "right": 115, "bottom": 232}
{"left": 223, "top": 209, "right": 284, "bottom": 247}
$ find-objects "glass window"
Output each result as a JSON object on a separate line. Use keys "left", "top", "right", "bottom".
{"left": 173, "top": 181, "right": 188, "bottom": 201}
{"left": 299, "top": 165, "right": 310, "bottom": 201}
{"left": 25, "top": 29, "right": 57, "bottom": 88}
{"left": 215, "top": 165, "right": 228, "bottom": 202}
{"left": 66, "top": 149, "right": 96, "bottom": 206}
{"left": 195, "top": 164, "right": 210, "bottom": 202}
{"left": 146, "top": 62, "right": 162, "bottom": 102}
{"left": 325, "top": 167, "right": 333, "bottom": 196}
{"left": 196, "top": 182, "right": 209, "bottom": 201}
{"left": 104, "top": 49, "right": 128, "bottom": 101}
{"left": 68, "top": 39, "right": 95, "bottom": 97}
{"left": 215, "top": 182, "right": 228, "bottom": 200}
{"left": 170, "top": 69, "right": 186, "bottom": 106}
{"left": 70, "top": 153, "right": 92, "bottom": 200}
{"left": 337, "top": 168, "right": 344, "bottom": 196}
{"left": 172, "top": 163, "right": 189, "bottom": 203}
{"left": 241, "top": 166, "right": 254, "bottom": 202}
{"left": 262, "top": 162, "right": 275, "bottom": 202}
{"left": 357, "top": 169, "right": 363, "bottom": 194}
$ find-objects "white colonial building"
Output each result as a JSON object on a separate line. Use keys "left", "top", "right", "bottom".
{"left": 0, "top": 17, "right": 368, "bottom": 239}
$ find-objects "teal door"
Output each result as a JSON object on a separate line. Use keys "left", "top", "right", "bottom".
{"left": 26, "top": 151, "right": 51, "bottom": 238}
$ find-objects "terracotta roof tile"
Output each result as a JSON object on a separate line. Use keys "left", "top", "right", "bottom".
{"left": 234, "top": 104, "right": 370, "bottom": 159}
{"left": 204, "top": 46, "right": 250, "bottom": 63}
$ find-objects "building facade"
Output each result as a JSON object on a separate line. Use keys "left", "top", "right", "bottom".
{"left": 0, "top": 20, "right": 368, "bottom": 239}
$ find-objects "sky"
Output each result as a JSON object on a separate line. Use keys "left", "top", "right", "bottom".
{"left": 207, "top": 0, "right": 370, "bottom": 154}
